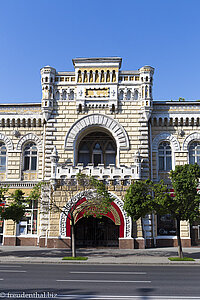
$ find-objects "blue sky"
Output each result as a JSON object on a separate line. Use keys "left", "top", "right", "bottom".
{"left": 0, "top": 0, "right": 200, "bottom": 103}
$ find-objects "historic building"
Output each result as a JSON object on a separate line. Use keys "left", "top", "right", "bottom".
{"left": 0, "top": 57, "right": 200, "bottom": 248}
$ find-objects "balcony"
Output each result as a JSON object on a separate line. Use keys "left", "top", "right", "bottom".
{"left": 51, "top": 163, "right": 141, "bottom": 181}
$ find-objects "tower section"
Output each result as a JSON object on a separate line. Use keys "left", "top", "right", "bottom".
{"left": 40, "top": 66, "right": 56, "bottom": 121}
{"left": 73, "top": 57, "right": 122, "bottom": 113}
{"left": 139, "top": 66, "right": 154, "bottom": 121}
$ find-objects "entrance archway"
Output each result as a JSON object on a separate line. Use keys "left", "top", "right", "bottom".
{"left": 59, "top": 190, "right": 133, "bottom": 248}
{"left": 75, "top": 216, "right": 119, "bottom": 247}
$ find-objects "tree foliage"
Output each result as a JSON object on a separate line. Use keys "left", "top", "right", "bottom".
{"left": 153, "top": 164, "right": 200, "bottom": 222}
{"left": 123, "top": 164, "right": 200, "bottom": 258}
{"left": 75, "top": 173, "right": 114, "bottom": 218}
{"left": 0, "top": 188, "right": 26, "bottom": 223}
{"left": 123, "top": 180, "right": 154, "bottom": 221}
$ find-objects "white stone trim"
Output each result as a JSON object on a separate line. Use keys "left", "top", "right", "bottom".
{"left": 0, "top": 133, "right": 13, "bottom": 151}
{"left": 64, "top": 114, "right": 130, "bottom": 151}
{"left": 59, "top": 190, "right": 132, "bottom": 239}
{"left": 16, "top": 133, "right": 42, "bottom": 152}
{"left": 152, "top": 132, "right": 179, "bottom": 179}
{"left": 182, "top": 132, "right": 200, "bottom": 151}
{"left": 152, "top": 132, "right": 180, "bottom": 152}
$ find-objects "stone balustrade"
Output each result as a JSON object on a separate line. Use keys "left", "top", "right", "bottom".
{"left": 51, "top": 163, "right": 141, "bottom": 181}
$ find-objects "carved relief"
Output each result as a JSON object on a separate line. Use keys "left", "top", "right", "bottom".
{"left": 65, "top": 114, "right": 129, "bottom": 151}
{"left": 59, "top": 190, "right": 132, "bottom": 238}
{"left": 183, "top": 132, "right": 200, "bottom": 151}
{"left": 152, "top": 132, "right": 180, "bottom": 152}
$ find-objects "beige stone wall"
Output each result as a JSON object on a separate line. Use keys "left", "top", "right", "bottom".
{"left": 0, "top": 124, "right": 43, "bottom": 181}
{"left": 44, "top": 99, "right": 149, "bottom": 179}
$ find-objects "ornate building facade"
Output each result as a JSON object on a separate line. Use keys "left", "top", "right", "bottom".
{"left": 0, "top": 57, "right": 199, "bottom": 248}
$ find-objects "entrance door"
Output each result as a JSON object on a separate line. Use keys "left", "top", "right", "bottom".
{"left": 75, "top": 216, "right": 119, "bottom": 247}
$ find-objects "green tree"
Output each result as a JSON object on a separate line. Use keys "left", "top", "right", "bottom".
{"left": 123, "top": 179, "right": 154, "bottom": 221}
{"left": 124, "top": 166, "right": 200, "bottom": 258}
{"left": 0, "top": 187, "right": 26, "bottom": 223}
{"left": 44, "top": 173, "right": 114, "bottom": 257}
{"left": 154, "top": 164, "right": 200, "bottom": 258}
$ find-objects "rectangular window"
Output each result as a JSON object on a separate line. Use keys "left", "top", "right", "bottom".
{"left": 31, "top": 157, "right": 37, "bottom": 170}
{"left": 0, "top": 157, "right": 6, "bottom": 171}
{"left": 135, "top": 76, "right": 139, "bottom": 81}
{"left": 130, "top": 76, "right": 134, "bottom": 81}
{"left": 166, "top": 156, "right": 172, "bottom": 171}
{"left": 60, "top": 77, "right": 64, "bottom": 82}
{"left": 105, "top": 154, "right": 116, "bottom": 166}
{"left": 24, "top": 156, "right": 30, "bottom": 171}
{"left": 93, "top": 154, "right": 102, "bottom": 167}
{"left": 18, "top": 200, "right": 38, "bottom": 235}
{"left": 79, "top": 153, "right": 90, "bottom": 167}
{"left": 189, "top": 155, "right": 195, "bottom": 165}
{"left": 157, "top": 214, "right": 176, "bottom": 236}
{"left": 159, "top": 156, "right": 164, "bottom": 170}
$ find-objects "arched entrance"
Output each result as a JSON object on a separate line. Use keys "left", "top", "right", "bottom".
{"left": 60, "top": 190, "right": 133, "bottom": 249}
{"left": 75, "top": 216, "right": 119, "bottom": 247}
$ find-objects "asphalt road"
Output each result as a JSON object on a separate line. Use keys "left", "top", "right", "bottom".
{"left": 0, "top": 263, "right": 200, "bottom": 299}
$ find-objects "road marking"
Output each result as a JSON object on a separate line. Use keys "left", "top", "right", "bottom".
{"left": 0, "top": 265, "right": 22, "bottom": 268}
{"left": 0, "top": 270, "right": 26, "bottom": 273}
{"left": 70, "top": 271, "right": 147, "bottom": 275}
{"left": 57, "top": 279, "right": 151, "bottom": 283}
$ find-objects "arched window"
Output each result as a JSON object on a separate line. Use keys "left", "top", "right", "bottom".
{"left": 158, "top": 141, "right": 172, "bottom": 171}
{"left": 23, "top": 143, "right": 37, "bottom": 171}
{"left": 55, "top": 91, "right": 60, "bottom": 100}
{"left": 77, "top": 132, "right": 116, "bottom": 167}
{"left": 127, "top": 90, "right": 131, "bottom": 100}
{"left": 112, "top": 70, "right": 116, "bottom": 82}
{"left": 78, "top": 70, "right": 82, "bottom": 83}
{"left": 84, "top": 70, "right": 87, "bottom": 83}
{"left": 0, "top": 143, "right": 6, "bottom": 171}
{"left": 69, "top": 90, "right": 74, "bottom": 100}
{"left": 189, "top": 141, "right": 200, "bottom": 165}
{"left": 101, "top": 70, "right": 104, "bottom": 82}
{"left": 89, "top": 71, "right": 93, "bottom": 83}
{"left": 119, "top": 90, "right": 124, "bottom": 100}
{"left": 62, "top": 90, "right": 67, "bottom": 100}
{"left": 106, "top": 70, "right": 110, "bottom": 82}
{"left": 95, "top": 70, "right": 99, "bottom": 82}
{"left": 134, "top": 90, "right": 138, "bottom": 100}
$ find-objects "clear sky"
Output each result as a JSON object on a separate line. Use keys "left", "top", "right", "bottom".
{"left": 1, "top": 0, "right": 200, "bottom": 103}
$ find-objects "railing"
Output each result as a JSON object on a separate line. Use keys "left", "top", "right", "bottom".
{"left": 51, "top": 163, "right": 141, "bottom": 181}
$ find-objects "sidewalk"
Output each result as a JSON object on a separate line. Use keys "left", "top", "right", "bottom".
{"left": 0, "top": 246, "right": 200, "bottom": 264}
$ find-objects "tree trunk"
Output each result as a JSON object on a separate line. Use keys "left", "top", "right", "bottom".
{"left": 176, "top": 218, "right": 183, "bottom": 258}
{"left": 71, "top": 215, "right": 76, "bottom": 258}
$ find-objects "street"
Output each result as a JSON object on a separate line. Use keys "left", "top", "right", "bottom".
{"left": 0, "top": 264, "right": 200, "bottom": 299}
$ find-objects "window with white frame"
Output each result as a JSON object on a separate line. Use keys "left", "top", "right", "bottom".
{"left": 18, "top": 200, "right": 38, "bottom": 235}
{"left": 189, "top": 141, "right": 200, "bottom": 165}
{"left": 23, "top": 143, "right": 38, "bottom": 171}
{"left": 0, "top": 142, "right": 6, "bottom": 172}
{"left": 158, "top": 141, "right": 172, "bottom": 171}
